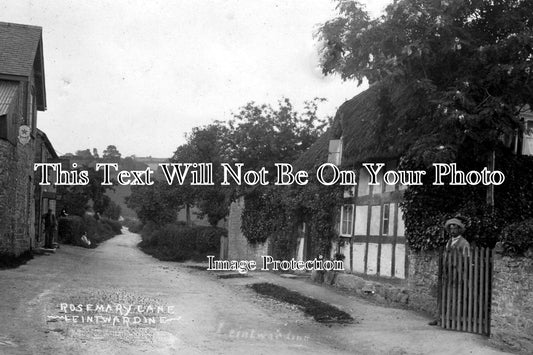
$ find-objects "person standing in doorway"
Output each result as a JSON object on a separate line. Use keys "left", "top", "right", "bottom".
{"left": 43, "top": 209, "right": 57, "bottom": 249}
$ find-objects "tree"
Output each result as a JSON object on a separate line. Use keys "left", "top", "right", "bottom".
{"left": 102, "top": 200, "right": 121, "bottom": 220}
{"left": 225, "top": 98, "right": 327, "bottom": 172}
{"left": 169, "top": 123, "right": 230, "bottom": 226}
{"left": 103, "top": 145, "right": 122, "bottom": 162}
{"left": 127, "top": 99, "right": 328, "bottom": 228}
{"left": 317, "top": 0, "right": 533, "bottom": 159}
{"left": 226, "top": 98, "right": 329, "bottom": 243}
{"left": 75, "top": 149, "right": 93, "bottom": 159}
{"left": 126, "top": 182, "right": 180, "bottom": 225}
{"left": 316, "top": 0, "right": 533, "bottom": 250}
{"left": 58, "top": 167, "right": 113, "bottom": 216}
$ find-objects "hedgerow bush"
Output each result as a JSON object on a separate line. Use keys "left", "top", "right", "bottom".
{"left": 58, "top": 216, "right": 85, "bottom": 245}
{"left": 58, "top": 215, "right": 121, "bottom": 247}
{"left": 100, "top": 217, "right": 122, "bottom": 235}
{"left": 121, "top": 217, "right": 143, "bottom": 233}
{"left": 401, "top": 153, "right": 533, "bottom": 253}
{"left": 501, "top": 219, "right": 533, "bottom": 256}
{"left": 139, "top": 223, "right": 225, "bottom": 262}
{"left": 241, "top": 173, "right": 342, "bottom": 259}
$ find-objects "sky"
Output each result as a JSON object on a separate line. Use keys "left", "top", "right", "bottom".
{"left": 1, "top": 0, "right": 392, "bottom": 158}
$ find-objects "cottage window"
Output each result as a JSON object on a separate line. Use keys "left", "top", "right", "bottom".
{"left": 382, "top": 203, "right": 390, "bottom": 235}
{"left": 358, "top": 167, "right": 370, "bottom": 196}
{"left": 384, "top": 161, "right": 396, "bottom": 192}
{"left": 339, "top": 204, "right": 354, "bottom": 236}
{"left": 0, "top": 115, "right": 7, "bottom": 139}
{"left": 370, "top": 205, "right": 381, "bottom": 235}
{"left": 523, "top": 120, "right": 533, "bottom": 156}
{"left": 328, "top": 139, "right": 342, "bottom": 166}
{"left": 344, "top": 184, "right": 356, "bottom": 198}
{"left": 354, "top": 205, "right": 368, "bottom": 235}
{"left": 397, "top": 206, "right": 405, "bottom": 237}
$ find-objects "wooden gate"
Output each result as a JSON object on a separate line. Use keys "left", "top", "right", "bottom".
{"left": 439, "top": 247, "right": 492, "bottom": 335}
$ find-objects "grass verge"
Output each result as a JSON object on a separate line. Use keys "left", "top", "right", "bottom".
{"left": 250, "top": 282, "right": 354, "bottom": 324}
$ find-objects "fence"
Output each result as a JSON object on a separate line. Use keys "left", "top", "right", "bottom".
{"left": 439, "top": 247, "right": 492, "bottom": 335}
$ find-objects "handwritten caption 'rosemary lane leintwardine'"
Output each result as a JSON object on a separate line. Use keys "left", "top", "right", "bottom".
{"left": 47, "top": 303, "right": 181, "bottom": 326}
{"left": 34, "top": 162, "right": 505, "bottom": 187}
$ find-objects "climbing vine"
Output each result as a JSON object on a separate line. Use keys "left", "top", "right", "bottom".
{"left": 400, "top": 151, "right": 533, "bottom": 254}
{"left": 241, "top": 170, "right": 343, "bottom": 258}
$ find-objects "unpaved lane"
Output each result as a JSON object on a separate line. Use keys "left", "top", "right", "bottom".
{"left": 0, "top": 230, "right": 344, "bottom": 355}
{"left": 0, "top": 229, "right": 508, "bottom": 354}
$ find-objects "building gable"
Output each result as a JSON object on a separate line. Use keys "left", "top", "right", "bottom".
{"left": 0, "top": 22, "right": 46, "bottom": 111}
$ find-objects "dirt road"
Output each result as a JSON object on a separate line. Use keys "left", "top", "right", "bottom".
{"left": 0, "top": 229, "right": 509, "bottom": 354}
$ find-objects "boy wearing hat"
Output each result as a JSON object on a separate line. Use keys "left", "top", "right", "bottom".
{"left": 444, "top": 217, "right": 470, "bottom": 255}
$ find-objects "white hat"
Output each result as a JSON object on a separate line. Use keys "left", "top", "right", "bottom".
{"left": 444, "top": 218, "right": 465, "bottom": 232}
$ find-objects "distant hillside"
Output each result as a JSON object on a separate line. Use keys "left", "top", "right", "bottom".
{"left": 133, "top": 157, "right": 168, "bottom": 165}
{"left": 134, "top": 157, "right": 169, "bottom": 180}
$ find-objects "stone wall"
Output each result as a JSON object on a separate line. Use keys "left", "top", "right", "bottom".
{"left": 0, "top": 139, "right": 16, "bottom": 254}
{"left": 331, "top": 272, "right": 410, "bottom": 306}
{"left": 0, "top": 79, "right": 37, "bottom": 257}
{"left": 317, "top": 248, "right": 440, "bottom": 316}
{"left": 491, "top": 252, "right": 533, "bottom": 353}
{"left": 0, "top": 138, "right": 35, "bottom": 256}
{"left": 227, "top": 197, "right": 270, "bottom": 266}
{"left": 406, "top": 249, "right": 440, "bottom": 317}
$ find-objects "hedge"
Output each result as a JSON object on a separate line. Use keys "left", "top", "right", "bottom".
{"left": 501, "top": 218, "right": 533, "bottom": 256}
{"left": 58, "top": 214, "right": 122, "bottom": 247}
{"left": 139, "top": 223, "right": 225, "bottom": 262}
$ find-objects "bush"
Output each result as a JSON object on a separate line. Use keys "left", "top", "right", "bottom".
{"left": 58, "top": 214, "right": 122, "bottom": 247}
{"left": 100, "top": 217, "right": 122, "bottom": 235}
{"left": 271, "top": 232, "right": 297, "bottom": 261}
{"left": 139, "top": 221, "right": 161, "bottom": 245}
{"left": 121, "top": 217, "right": 143, "bottom": 233}
{"left": 139, "top": 223, "right": 225, "bottom": 262}
{"left": 103, "top": 200, "right": 121, "bottom": 220}
{"left": 501, "top": 218, "right": 533, "bottom": 256}
{"left": 58, "top": 216, "right": 85, "bottom": 245}
{"left": 402, "top": 154, "right": 533, "bottom": 252}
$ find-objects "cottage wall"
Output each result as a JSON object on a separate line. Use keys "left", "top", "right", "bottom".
{"left": 0, "top": 77, "right": 38, "bottom": 256}
{"left": 0, "top": 135, "right": 35, "bottom": 256}
{"left": 227, "top": 197, "right": 270, "bottom": 266}
{"left": 491, "top": 252, "right": 533, "bottom": 353}
{"left": 406, "top": 250, "right": 440, "bottom": 317}
{"left": 336, "top": 162, "right": 407, "bottom": 279}
{"left": 329, "top": 248, "right": 439, "bottom": 315}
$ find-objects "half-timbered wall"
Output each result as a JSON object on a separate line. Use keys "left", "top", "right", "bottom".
{"left": 337, "top": 161, "right": 407, "bottom": 279}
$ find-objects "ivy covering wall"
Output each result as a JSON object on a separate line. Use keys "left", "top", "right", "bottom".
{"left": 401, "top": 152, "right": 533, "bottom": 254}
{"left": 241, "top": 151, "right": 533, "bottom": 258}
{"left": 241, "top": 170, "right": 343, "bottom": 259}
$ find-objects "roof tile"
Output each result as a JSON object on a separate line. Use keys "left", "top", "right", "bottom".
{"left": 0, "top": 22, "right": 42, "bottom": 77}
